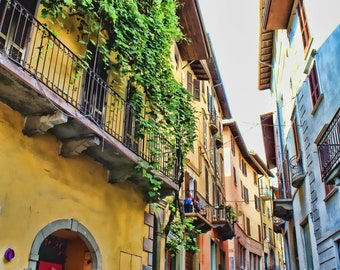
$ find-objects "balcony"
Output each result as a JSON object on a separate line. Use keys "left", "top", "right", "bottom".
{"left": 215, "top": 135, "right": 223, "bottom": 149}
{"left": 317, "top": 108, "right": 340, "bottom": 186}
{"left": 289, "top": 155, "right": 305, "bottom": 188}
{"left": 183, "top": 191, "right": 235, "bottom": 240}
{"left": 259, "top": 186, "right": 272, "bottom": 200}
{"left": 183, "top": 191, "right": 213, "bottom": 233}
{"left": 261, "top": 0, "right": 294, "bottom": 30}
{"left": 212, "top": 205, "right": 235, "bottom": 241}
{"left": 273, "top": 217, "right": 285, "bottom": 234}
{"left": 209, "top": 110, "right": 218, "bottom": 135}
{"left": 0, "top": 0, "right": 179, "bottom": 197}
{"left": 273, "top": 188, "right": 293, "bottom": 221}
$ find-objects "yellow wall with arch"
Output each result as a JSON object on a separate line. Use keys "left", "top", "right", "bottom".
{"left": 0, "top": 102, "right": 149, "bottom": 269}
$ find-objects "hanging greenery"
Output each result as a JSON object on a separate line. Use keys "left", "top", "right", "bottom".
{"left": 40, "top": 0, "right": 197, "bottom": 157}
{"left": 40, "top": 0, "right": 200, "bottom": 252}
{"left": 165, "top": 200, "right": 201, "bottom": 254}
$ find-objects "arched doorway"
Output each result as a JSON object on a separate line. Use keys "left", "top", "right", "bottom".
{"left": 27, "top": 219, "right": 102, "bottom": 270}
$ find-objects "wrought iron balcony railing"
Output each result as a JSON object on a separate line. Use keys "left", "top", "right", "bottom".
{"left": 317, "top": 108, "right": 340, "bottom": 184}
{"left": 289, "top": 155, "right": 305, "bottom": 188}
{"left": 259, "top": 186, "right": 272, "bottom": 200}
{"left": 183, "top": 189, "right": 235, "bottom": 239}
{"left": 0, "top": 0, "right": 177, "bottom": 179}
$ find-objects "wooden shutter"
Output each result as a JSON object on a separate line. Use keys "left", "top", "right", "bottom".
{"left": 187, "top": 72, "right": 193, "bottom": 94}
{"left": 193, "top": 79, "right": 200, "bottom": 100}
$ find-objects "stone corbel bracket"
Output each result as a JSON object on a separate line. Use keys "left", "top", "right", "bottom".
{"left": 22, "top": 111, "right": 68, "bottom": 136}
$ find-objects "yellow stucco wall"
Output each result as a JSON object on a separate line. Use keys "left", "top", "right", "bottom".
{"left": 0, "top": 102, "right": 149, "bottom": 269}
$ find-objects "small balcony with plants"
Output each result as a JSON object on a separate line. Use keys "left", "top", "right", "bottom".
{"left": 183, "top": 189, "right": 235, "bottom": 240}
{"left": 183, "top": 190, "right": 213, "bottom": 233}
{"left": 317, "top": 108, "right": 340, "bottom": 186}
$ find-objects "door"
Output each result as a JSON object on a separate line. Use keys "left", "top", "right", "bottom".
{"left": 82, "top": 42, "right": 108, "bottom": 125}
{"left": 123, "top": 82, "right": 139, "bottom": 152}
{"left": 0, "top": 0, "right": 37, "bottom": 62}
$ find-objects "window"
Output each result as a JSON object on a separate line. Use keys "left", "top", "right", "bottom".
{"left": 205, "top": 166, "right": 209, "bottom": 201}
{"left": 187, "top": 71, "right": 193, "bottom": 94}
{"left": 233, "top": 166, "right": 237, "bottom": 186}
{"left": 258, "top": 225, "right": 262, "bottom": 242}
{"left": 297, "top": 0, "right": 310, "bottom": 50}
{"left": 254, "top": 195, "right": 260, "bottom": 211}
{"left": 292, "top": 114, "right": 301, "bottom": 161}
{"left": 243, "top": 187, "right": 249, "bottom": 203}
{"left": 324, "top": 182, "right": 335, "bottom": 197}
{"left": 246, "top": 217, "right": 251, "bottom": 236}
{"left": 241, "top": 159, "right": 247, "bottom": 176}
{"left": 253, "top": 172, "right": 257, "bottom": 185}
{"left": 308, "top": 63, "right": 321, "bottom": 107}
{"left": 241, "top": 181, "right": 244, "bottom": 198}
{"left": 302, "top": 220, "right": 314, "bottom": 269}
{"left": 193, "top": 79, "right": 200, "bottom": 101}
{"left": 269, "top": 228, "right": 273, "bottom": 244}
{"left": 263, "top": 223, "right": 267, "bottom": 240}
{"left": 231, "top": 135, "right": 235, "bottom": 156}
{"left": 335, "top": 238, "right": 340, "bottom": 266}
{"left": 203, "top": 114, "right": 207, "bottom": 150}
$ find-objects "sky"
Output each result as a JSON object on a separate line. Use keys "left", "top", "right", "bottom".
{"left": 198, "top": 0, "right": 274, "bottom": 160}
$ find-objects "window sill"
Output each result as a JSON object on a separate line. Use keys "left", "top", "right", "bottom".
{"left": 324, "top": 186, "right": 338, "bottom": 202}
{"left": 311, "top": 93, "right": 324, "bottom": 115}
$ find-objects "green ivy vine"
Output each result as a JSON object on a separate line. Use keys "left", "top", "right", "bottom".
{"left": 40, "top": 0, "right": 196, "bottom": 152}
{"left": 40, "top": 0, "right": 197, "bottom": 201}
{"left": 40, "top": 1, "right": 200, "bottom": 249}
{"left": 165, "top": 199, "right": 201, "bottom": 254}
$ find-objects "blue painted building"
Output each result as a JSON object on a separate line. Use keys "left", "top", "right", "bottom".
{"left": 258, "top": 0, "right": 340, "bottom": 269}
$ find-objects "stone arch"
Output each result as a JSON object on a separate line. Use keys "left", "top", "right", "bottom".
{"left": 28, "top": 219, "right": 102, "bottom": 270}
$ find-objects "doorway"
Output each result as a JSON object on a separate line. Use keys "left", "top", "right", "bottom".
{"left": 0, "top": 0, "right": 38, "bottom": 63}
{"left": 28, "top": 219, "right": 101, "bottom": 270}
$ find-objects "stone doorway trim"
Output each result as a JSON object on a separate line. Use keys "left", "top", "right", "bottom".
{"left": 27, "top": 219, "right": 102, "bottom": 270}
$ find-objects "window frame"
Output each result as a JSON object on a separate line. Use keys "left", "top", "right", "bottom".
{"left": 308, "top": 63, "right": 321, "bottom": 107}
{"left": 297, "top": 0, "right": 310, "bottom": 51}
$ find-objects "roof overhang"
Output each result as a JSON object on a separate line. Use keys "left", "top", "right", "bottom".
{"left": 258, "top": 29, "right": 273, "bottom": 90}
{"left": 207, "top": 50, "right": 232, "bottom": 119}
{"left": 260, "top": 112, "right": 277, "bottom": 169}
{"left": 262, "top": 0, "right": 295, "bottom": 30}
{"left": 177, "top": 0, "right": 211, "bottom": 61}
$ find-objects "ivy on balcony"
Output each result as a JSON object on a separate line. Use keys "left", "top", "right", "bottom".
{"left": 40, "top": 0, "right": 197, "bottom": 163}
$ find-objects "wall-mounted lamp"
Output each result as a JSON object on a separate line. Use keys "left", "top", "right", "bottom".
{"left": 4, "top": 248, "right": 15, "bottom": 262}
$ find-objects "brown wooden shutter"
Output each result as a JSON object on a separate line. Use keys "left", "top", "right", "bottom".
{"left": 187, "top": 72, "right": 193, "bottom": 94}
{"left": 193, "top": 79, "right": 200, "bottom": 100}
{"left": 185, "top": 171, "right": 190, "bottom": 197}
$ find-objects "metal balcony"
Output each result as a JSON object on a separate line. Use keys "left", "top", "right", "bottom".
{"left": 209, "top": 110, "right": 218, "bottom": 135}
{"left": 0, "top": 0, "right": 179, "bottom": 195}
{"left": 183, "top": 190, "right": 213, "bottom": 233}
{"left": 259, "top": 186, "right": 272, "bottom": 200}
{"left": 273, "top": 217, "right": 284, "bottom": 234}
{"left": 273, "top": 187, "right": 293, "bottom": 221}
{"left": 183, "top": 190, "right": 235, "bottom": 240}
{"left": 289, "top": 155, "right": 305, "bottom": 188}
{"left": 317, "top": 108, "right": 340, "bottom": 185}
